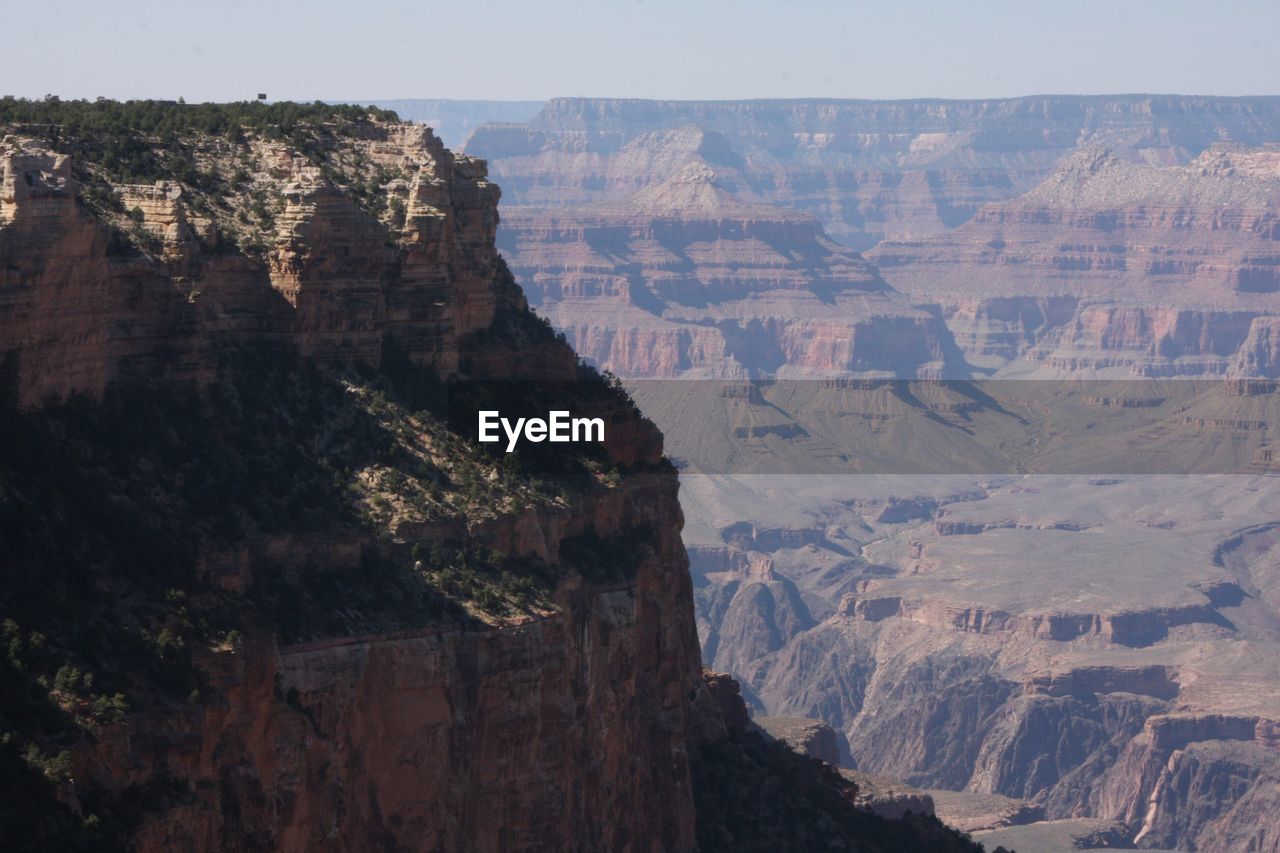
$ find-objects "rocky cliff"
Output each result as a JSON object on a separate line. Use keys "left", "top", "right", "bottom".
{"left": 0, "top": 101, "right": 701, "bottom": 851}
{"left": 0, "top": 100, "right": 981, "bottom": 852}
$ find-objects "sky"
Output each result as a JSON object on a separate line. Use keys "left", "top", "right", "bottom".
{"left": 2, "top": 0, "right": 1277, "bottom": 103}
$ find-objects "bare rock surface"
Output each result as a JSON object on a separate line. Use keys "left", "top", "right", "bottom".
{"left": 496, "top": 166, "right": 959, "bottom": 380}
{"left": 755, "top": 715, "right": 844, "bottom": 766}
{"left": 841, "top": 769, "right": 939, "bottom": 821}
{"left": 870, "top": 145, "right": 1280, "bottom": 378}
{"left": 681, "top": 471, "right": 1280, "bottom": 850}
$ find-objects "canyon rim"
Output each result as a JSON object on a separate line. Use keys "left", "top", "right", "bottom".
{"left": 4, "top": 1, "right": 1280, "bottom": 850}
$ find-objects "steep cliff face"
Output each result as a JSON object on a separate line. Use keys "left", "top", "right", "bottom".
{"left": 0, "top": 105, "right": 708, "bottom": 851}
{"left": 73, "top": 471, "right": 702, "bottom": 852}
{"left": 0, "top": 102, "right": 984, "bottom": 853}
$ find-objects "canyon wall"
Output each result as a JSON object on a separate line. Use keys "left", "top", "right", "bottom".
{"left": 683, "top": 474, "right": 1280, "bottom": 851}
{"left": 465, "top": 95, "right": 1280, "bottom": 249}
{"left": 0, "top": 105, "right": 982, "bottom": 852}
{"left": 0, "top": 114, "right": 703, "bottom": 850}
{"left": 467, "top": 96, "right": 1280, "bottom": 850}
{"left": 496, "top": 163, "right": 959, "bottom": 379}
{"left": 870, "top": 145, "right": 1280, "bottom": 378}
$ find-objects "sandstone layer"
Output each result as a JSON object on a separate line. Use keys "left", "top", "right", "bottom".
{"left": 870, "top": 145, "right": 1280, "bottom": 378}
{"left": 497, "top": 164, "right": 958, "bottom": 379}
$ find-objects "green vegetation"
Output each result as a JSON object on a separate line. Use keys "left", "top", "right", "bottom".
{"left": 0, "top": 97, "right": 411, "bottom": 257}
{"left": 0, "top": 96, "right": 398, "bottom": 185}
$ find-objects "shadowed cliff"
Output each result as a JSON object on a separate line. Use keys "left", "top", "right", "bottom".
{"left": 0, "top": 99, "right": 987, "bottom": 852}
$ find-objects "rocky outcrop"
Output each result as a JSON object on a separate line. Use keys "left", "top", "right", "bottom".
{"left": 0, "top": 125, "right": 532, "bottom": 406}
{"left": 755, "top": 715, "right": 844, "bottom": 766}
{"left": 703, "top": 670, "right": 751, "bottom": 735}
{"left": 0, "top": 104, "right": 989, "bottom": 853}
{"left": 842, "top": 770, "right": 939, "bottom": 822}
{"left": 688, "top": 676, "right": 984, "bottom": 851}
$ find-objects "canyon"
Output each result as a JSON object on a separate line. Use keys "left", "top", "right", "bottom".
{"left": 0, "top": 103, "right": 980, "bottom": 851}
{"left": 468, "top": 96, "right": 1280, "bottom": 850}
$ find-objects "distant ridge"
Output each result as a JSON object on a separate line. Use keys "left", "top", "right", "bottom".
{"left": 364, "top": 98, "right": 543, "bottom": 147}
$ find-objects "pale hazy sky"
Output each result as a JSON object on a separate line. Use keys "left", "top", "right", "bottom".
{"left": 3, "top": 0, "right": 1276, "bottom": 102}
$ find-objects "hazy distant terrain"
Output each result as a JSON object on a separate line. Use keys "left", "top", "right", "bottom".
{"left": 465, "top": 95, "right": 1280, "bottom": 850}
{"left": 367, "top": 98, "right": 543, "bottom": 147}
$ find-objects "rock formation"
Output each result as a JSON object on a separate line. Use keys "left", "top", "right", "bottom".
{"left": 0, "top": 101, "right": 982, "bottom": 852}
{"left": 497, "top": 164, "right": 959, "bottom": 379}
{"left": 465, "top": 95, "right": 1280, "bottom": 249}
{"left": 755, "top": 715, "right": 844, "bottom": 766}
{"left": 468, "top": 96, "right": 1280, "bottom": 849}
{"left": 871, "top": 145, "right": 1280, "bottom": 378}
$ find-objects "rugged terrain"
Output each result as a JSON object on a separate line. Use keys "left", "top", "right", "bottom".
{"left": 871, "top": 145, "right": 1280, "bottom": 378}
{"left": 497, "top": 163, "right": 959, "bottom": 379}
{"left": 465, "top": 96, "right": 1280, "bottom": 850}
{"left": 464, "top": 95, "right": 1280, "bottom": 250}
{"left": 0, "top": 100, "right": 982, "bottom": 851}
{"left": 475, "top": 96, "right": 1280, "bottom": 384}
{"left": 683, "top": 472, "right": 1280, "bottom": 851}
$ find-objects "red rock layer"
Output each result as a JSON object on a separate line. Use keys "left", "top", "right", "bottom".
{"left": 497, "top": 166, "right": 958, "bottom": 379}
{"left": 869, "top": 146, "right": 1280, "bottom": 377}
{"left": 465, "top": 95, "right": 1280, "bottom": 249}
